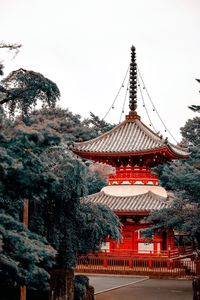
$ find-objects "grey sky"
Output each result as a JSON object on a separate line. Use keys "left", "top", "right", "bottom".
{"left": 1, "top": 0, "right": 200, "bottom": 142}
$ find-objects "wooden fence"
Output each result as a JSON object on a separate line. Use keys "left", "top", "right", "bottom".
{"left": 76, "top": 255, "right": 200, "bottom": 279}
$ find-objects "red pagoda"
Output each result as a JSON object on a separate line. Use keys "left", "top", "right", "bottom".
{"left": 74, "top": 46, "right": 191, "bottom": 259}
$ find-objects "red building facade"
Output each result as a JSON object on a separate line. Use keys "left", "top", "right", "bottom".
{"left": 74, "top": 46, "right": 191, "bottom": 259}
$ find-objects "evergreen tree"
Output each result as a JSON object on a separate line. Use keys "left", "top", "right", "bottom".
{"left": 0, "top": 213, "right": 55, "bottom": 290}
{"left": 147, "top": 115, "right": 200, "bottom": 249}
{"left": 0, "top": 76, "right": 119, "bottom": 299}
{"left": 25, "top": 107, "right": 113, "bottom": 142}
{"left": 85, "top": 112, "right": 114, "bottom": 134}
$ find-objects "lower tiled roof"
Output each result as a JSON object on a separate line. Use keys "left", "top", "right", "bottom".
{"left": 83, "top": 191, "right": 171, "bottom": 212}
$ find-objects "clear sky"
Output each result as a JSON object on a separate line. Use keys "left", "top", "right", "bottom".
{"left": 1, "top": 0, "right": 200, "bottom": 142}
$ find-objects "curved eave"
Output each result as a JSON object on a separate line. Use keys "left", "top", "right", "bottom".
{"left": 74, "top": 145, "right": 188, "bottom": 160}
{"left": 83, "top": 190, "right": 171, "bottom": 213}
{"left": 74, "top": 117, "right": 188, "bottom": 160}
{"left": 167, "top": 143, "right": 189, "bottom": 158}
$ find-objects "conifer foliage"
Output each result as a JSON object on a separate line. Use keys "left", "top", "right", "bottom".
{"left": 148, "top": 115, "right": 200, "bottom": 249}
{"left": 0, "top": 55, "right": 120, "bottom": 299}
{"left": 0, "top": 212, "right": 55, "bottom": 290}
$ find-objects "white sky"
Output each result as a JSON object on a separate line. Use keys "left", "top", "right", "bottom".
{"left": 1, "top": 0, "right": 200, "bottom": 142}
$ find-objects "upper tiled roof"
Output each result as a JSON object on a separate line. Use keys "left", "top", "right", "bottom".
{"left": 84, "top": 190, "right": 171, "bottom": 212}
{"left": 74, "top": 117, "right": 188, "bottom": 158}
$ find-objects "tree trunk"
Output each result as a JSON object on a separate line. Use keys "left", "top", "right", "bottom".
{"left": 20, "top": 286, "right": 26, "bottom": 300}
{"left": 66, "top": 270, "right": 74, "bottom": 300}
{"left": 49, "top": 269, "right": 74, "bottom": 300}
{"left": 20, "top": 199, "right": 29, "bottom": 300}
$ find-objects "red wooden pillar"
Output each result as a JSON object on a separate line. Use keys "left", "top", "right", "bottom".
{"left": 167, "top": 260, "right": 171, "bottom": 269}
{"left": 133, "top": 229, "right": 138, "bottom": 255}
{"left": 153, "top": 241, "right": 157, "bottom": 254}
{"left": 20, "top": 199, "right": 29, "bottom": 300}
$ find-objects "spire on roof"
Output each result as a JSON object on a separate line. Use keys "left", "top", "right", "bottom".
{"left": 129, "top": 45, "right": 137, "bottom": 115}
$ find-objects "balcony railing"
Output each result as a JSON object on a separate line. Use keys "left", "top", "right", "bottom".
{"left": 99, "top": 246, "right": 193, "bottom": 259}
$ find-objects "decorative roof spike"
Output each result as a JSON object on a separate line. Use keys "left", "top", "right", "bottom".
{"left": 129, "top": 45, "right": 137, "bottom": 115}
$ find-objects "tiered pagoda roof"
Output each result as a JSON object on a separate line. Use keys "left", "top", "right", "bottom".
{"left": 84, "top": 190, "right": 171, "bottom": 214}
{"left": 74, "top": 114, "right": 188, "bottom": 166}
{"left": 74, "top": 45, "right": 188, "bottom": 166}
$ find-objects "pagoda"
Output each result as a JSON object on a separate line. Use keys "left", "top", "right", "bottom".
{"left": 74, "top": 46, "right": 190, "bottom": 258}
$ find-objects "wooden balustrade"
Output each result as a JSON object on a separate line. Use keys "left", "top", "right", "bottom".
{"left": 98, "top": 246, "right": 193, "bottom": 258}
{"left": 76, "top": 255, "right": 200, "bottom": 279}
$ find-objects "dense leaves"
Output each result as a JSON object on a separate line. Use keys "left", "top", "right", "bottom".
{"left": 0, "top": 54, "right": 119, "bottom": 297}
{"left": 180, "top": 117, "right": 200, "bottom": 147}
{"left": 23, "top": 107, "right": 114, "bottom": 142}
{"left": 0, "top": 102, "right": 119, "bottom": 293}
{"left": 0, "top": 212, "right": 56, "bottom": 290}
{"left": 148, "top": 115, "right": 200, "bottom": 248}
{"left": 77, "top": 201, "right": 120, "bottom": 255}
{"left": 28, "top": 144, "right": 120, "bottom": 271}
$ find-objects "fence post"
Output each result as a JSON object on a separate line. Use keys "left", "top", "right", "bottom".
{"left": 129, "top": 259, "right": 133, "bottom": 268}
{"left": 167, "top": 260, "right": 171, "bottom": 270}
{"left": 196, "top": 260, "right": 200, "bottom": 276}
{"left": 148, "top": 259, "right": 152, "bottom": 269}
{"left": 103, "top": 258, "right": 108, "bottom": 268}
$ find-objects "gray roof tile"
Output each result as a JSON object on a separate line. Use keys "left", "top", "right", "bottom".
{"left": 83, "top": 191, "right": 170, "bottom": 212}
{"left": 75, "top": 118, "right": 188, "bottom": 157}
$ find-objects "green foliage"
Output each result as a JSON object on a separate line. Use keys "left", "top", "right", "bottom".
{"left": 0, "top": 69, "right": 60, "bottom": 117}
{"left": 0, "top": 122, "right": 60, "bottom": 216}
{"left": 23, "top": 108, "right": 113, "bottom": 143}
{"left": 86, "top": 170, "right": 107, "bottom": 195}
{"left": 85, "top": 112, "right": 114, "bottom": 134}
{"left": 77, "top": 202, "right": 120, "bottom": 255}
{"left": 0, "top": 119, "right": 119, "bottom": 288}
{"left": 0, "top": 106, "right": 119, "bottom": 289}
{"left": 74, "top": 275, "right": 89, "bottom": 300}
{"left": 28, "top": 146, "right": 120, "bottom": 270}
{"left": 180, "top": 117, "right": 200, "bottom": 146}
{"left": 148, "top": 115, "right": 200, "bottom": 247}
{"left": 157, "top": 148, "right": 200, "bottom": 203}
{"left": 0, "top": 211, "right": 56, "bottom": 290}
{"left": 0, "top": 118, "right": 61, "bottom": 289}
{"left": 0, "top": 64, "right": 119, "bottom": 293}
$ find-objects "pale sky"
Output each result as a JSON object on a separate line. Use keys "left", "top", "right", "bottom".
{"left": 1, "top": 0, "right": 200, "bottom": 142}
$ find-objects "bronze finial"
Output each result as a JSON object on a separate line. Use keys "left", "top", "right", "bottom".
{"left": 129, "top": 45, "right": 137, "bottom": 115}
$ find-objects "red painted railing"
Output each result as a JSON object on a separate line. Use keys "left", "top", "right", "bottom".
{"left": 76, "top": 255, "right": 200, "bottom": 278}
{"left": 108, "top": 166, "right": 158, "bottom": 185}
{"left": 99, "top": 246, "right": 193, "bottom": 259}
